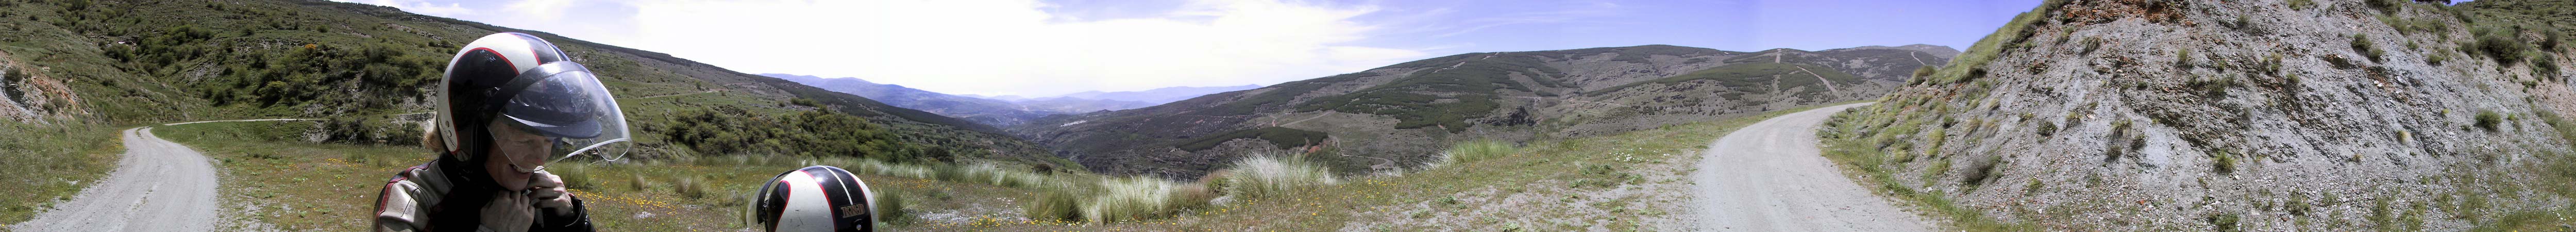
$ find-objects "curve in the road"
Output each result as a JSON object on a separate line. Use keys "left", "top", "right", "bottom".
{"left": 10, "top": 119, "right": 306, "bottom": 232}
{"left": 1692, "top": 103, "right": 1928, "bottom": 231}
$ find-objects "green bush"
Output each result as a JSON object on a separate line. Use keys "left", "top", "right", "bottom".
{"left": 2036, "top": 121, "right": 2058, "bottom": 137}
{"left": 2353, "top": 34, "right": 2385, "bottom": 62}
{"left": 2476, "top": 110, "right": 2504, "bottom": 131}
{"left": 2288, "top": 0, "right": 2315, "bottom": 10}
{"left": 663, "top": 106, "right": 952, "bottom": 163}
{"left": 2213, "top": 151, "right": 2237, "bottom": 174}
{"left": 1222, "top": 154, "right": 1339, "bottom": 200}
{"left": 2175, "top": 49, "right": 2195, "bottom": 68}
{"left": 2210, "top": 213, "right": 2243, "bottom": 232}
{"left": 2365, "top": 0, "right": 2400, "bottom": 14}
{"left": 2472, "top": 26, "right": 2533, "bottom": 64}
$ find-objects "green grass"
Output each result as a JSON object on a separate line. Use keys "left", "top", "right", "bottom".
{"left": 1820, "top": 105, "right": 2040, "bottom": 231}
{"left": 0, "top": 123, "right": 123, "bottom": 225}
{"left": 1926, "top": 0, "right": 2066, "bottom": 85}
{"left": 152, "top": 120, "right": 431, "bottom": 231}
{"left": 1437, "top": 139, "right": 1518, "bottom": 165}
{"left": 1219, "top": 154, "right": 1340, "bottom": 200}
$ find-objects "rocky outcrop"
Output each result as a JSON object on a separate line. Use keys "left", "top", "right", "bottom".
{"left": 1825, "top": 0, "right": 2576, "bottom": 230}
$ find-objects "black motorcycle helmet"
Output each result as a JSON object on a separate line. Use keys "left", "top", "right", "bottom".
{"left": 434, "top": 32, "right": 631, "bottom": 164}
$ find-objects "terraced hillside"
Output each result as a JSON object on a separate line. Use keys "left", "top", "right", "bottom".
{"left": 1014, "top": 44, "right": 1955, "bottom": 179}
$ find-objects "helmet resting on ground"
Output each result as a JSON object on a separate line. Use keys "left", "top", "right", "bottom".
{"left": 749, "top": 165, "right": 879, "bottom": 232}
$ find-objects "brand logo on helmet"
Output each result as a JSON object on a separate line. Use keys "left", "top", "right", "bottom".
{"left": 839, "top": 205, "right": 867, "bottom": 218}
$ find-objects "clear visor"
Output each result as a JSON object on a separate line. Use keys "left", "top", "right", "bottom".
{"left": 500, "top": 62, "right": 630, "bottom": 162}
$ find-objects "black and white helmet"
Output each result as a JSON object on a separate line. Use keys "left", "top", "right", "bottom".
{"left": 433, "top": 32, "right": 631, "bottom": 162}
{"left": 749, "top": 165, "right": 878, "bottom": 231}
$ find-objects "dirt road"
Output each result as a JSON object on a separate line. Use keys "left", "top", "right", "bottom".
{"left": 10, "top": 119, "right": 302, "bottom": 232}
{"left": 1691, "top": 103, "right": 1928, "bottom": 231}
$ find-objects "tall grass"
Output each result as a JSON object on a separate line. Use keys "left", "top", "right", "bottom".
{"left": 551, "top": 163, "right": 597, "bottom": 190}
{"left": 1023, "top": 186, "right": 1083, "bottom": 222}
{"left": 1083, "top": 176, "right": 1176, "bottom": 222}
{"left": 1436, "top": 140, "right": 1518, "bottom": 167}
{"left": 1223, "top": 154, "right": 1340, "bottom": 200}
{"left": 675, "top": 175, "right": 709, "bottom": 199}
{"left": 873, "top": 187, "right": 908, "bottom": 224}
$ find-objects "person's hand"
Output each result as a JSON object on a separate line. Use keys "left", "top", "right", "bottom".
{"left": 481, "top": 191, "right": 535, "bottom": 232}
{"left": 529, "top": 172, "right": 576, "bottom": 217}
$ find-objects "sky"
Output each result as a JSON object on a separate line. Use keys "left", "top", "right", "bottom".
{"left": 333, "top": 0, "right": 2044, "bottom": 97}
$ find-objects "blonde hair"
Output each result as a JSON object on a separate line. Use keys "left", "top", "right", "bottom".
{"left": 420, "top": 120, "right": 446, "bottom": 153}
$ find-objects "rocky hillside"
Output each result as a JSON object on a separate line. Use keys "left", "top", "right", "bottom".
{"left": 0, "top": 0, "right": 1058, "bottom": 165}
{"left": 1015, "top": 44, "right": 1955, "bottom": 179}
{"left": 1820, "top": 0, "right": 2576, "bottom": 230}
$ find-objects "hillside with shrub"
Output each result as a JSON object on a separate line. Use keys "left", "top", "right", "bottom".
{"left": 1014, "top": 44, "right": 1955, "bottom": 179}
{"left": 1816, "top": 0, "right": 2576, "bottom": 230}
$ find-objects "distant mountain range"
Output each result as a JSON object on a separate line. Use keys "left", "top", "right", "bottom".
{"left": 764, "top": 74, "right": 1259, "bottom": 126}
{"left": 1012, "top": 44, "right": 1957, "bottom": 179}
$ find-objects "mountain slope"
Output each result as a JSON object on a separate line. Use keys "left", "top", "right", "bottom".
{"left": 1015, "top": 44, "right": 1955, "bottom": 179}
{"left": 762, "top": 73, "right": 1055, "bottom": 126}
{"left": 1820, "top": 0, "right": 2576, "bottom": 230}
{"left": 0, "top": 0, "right": 1056, "bottom": 164}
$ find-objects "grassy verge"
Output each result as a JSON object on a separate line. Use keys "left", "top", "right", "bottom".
{"left": 1816, "top": 105, "right": 2039, "bottom": 231}
{"left": 154, "top": 120, "right": 432, "bottom": 231}
{"left": 0, "top": 123, "right": 125, "bottom": 226}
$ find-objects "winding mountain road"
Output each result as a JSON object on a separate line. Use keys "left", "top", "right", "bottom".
{"left": 10, "top": 119, "right": 304, "bottom": 232}
{"left": 1692, "top": 103, "right": 1929, "bottom": 231}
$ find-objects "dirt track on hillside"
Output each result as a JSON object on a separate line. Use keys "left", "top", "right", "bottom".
{"left": 1691, "top": 103, "right": 1928, "bottom": 231}
{"left": 10, "top": 119, "right": 301, "bottom": 232}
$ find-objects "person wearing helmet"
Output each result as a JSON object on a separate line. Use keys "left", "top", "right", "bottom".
{"left": 374, "top": 32, "right": 632, "bottom": 232}
{"left": 747, "top": 165, "right": 880, "bottom": 232}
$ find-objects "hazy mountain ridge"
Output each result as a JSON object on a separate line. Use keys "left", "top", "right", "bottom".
{"left": 1052, "top": 85, "right": 1265, "bottom": 105}
{"left": 1015, "top": 44, "right": 1956, "bottom": 179}
{"left": 761, "top": 73, "right": 1060, "bottom": 126}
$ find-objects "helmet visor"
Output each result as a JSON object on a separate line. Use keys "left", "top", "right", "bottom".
{"left": 499, "top": 62, "right": 630, "bottom": 161}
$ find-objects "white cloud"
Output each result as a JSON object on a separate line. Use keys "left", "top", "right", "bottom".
{"left": 613, "top": 0, "right": 1427, "bottom": 96}
{"left": 503, "top": 0, "right": 581, "bottom": 21}
{"left": 332, "top": 0, "right": 474, "bottom": 17}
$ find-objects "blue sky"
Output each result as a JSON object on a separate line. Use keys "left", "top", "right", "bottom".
{"left": 335, "top": 0, "right": 2043, "bottom": 97}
